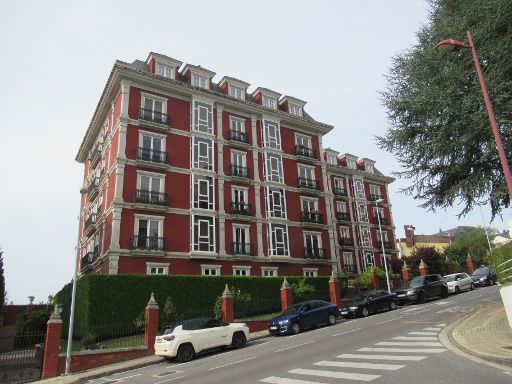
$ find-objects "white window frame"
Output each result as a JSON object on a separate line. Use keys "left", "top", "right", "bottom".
{"left": 263, "top": 119, "right": 281, "bottom": 149}
{"left": 357, "top": 202, "right": 369, "bottom": 222}
{"left": 327, "top": 154, "right": 337, "bottom": 165}
{"left": 337, "top": 201, "right": 347, "bottom": 213}
{"left": 193, "top": 215, "right": 215, "bottom": 253}
{"left": 233, "top": 224, "right": 250, "bottom": 243}
{"left": 263, "top": 96, "right": 277, "bottom": 110}
{"left": 343, "top": 252, "right": 353, "bottom": 266}
{"left": 264, "top": 153, "right": 284, "bottom": 183}
{"left": 353, "top": 178, "right": 365, "bottom": 199}
{"left": 192, "top": 74, "right": 208, "bottom": 89}
{"left": 303, "top": 268, "right": 318, "bottom": 277}
{"left": 193, "top": 175, "right": 214, "bottom": 210}
{"left": 139, "top": 130, "right": 167, "bottom": 150}
{"left": 146, "top": 262, "right": 169, "bottom": 275}
{"left": 266, "top": 187, "right": 286, "bottom": 218}
{"left": 304, "top": 231, "right": 322, "bottom": 250}
{"left": 229, "top": 116, "right": 246, "bottom": 133}
{"left": 232, "top": 186, "right": 249, "bottom": 204}
{"left": 363, "top": 251, "right": 375, "bottom": 269}
{"left": 261, "top": 267, "right": 279, "bottom": 277}
{"left": 289, "top": 103, "right": 302, "bottom": 117}
{"left": 141, "top": 93, "right": 167, "bottom": 115}
{"left": 334, "top": 178, "right": 344, "bottom": 192}
{"left": 370, "top": 184, "right": 381, "bottom": 198}
{"left": 347, "top": 159, "right": 357, "bottom": 170}
{"left": 201, "top": 264, "right": 221, "bottom": 276}
{"left": 229, "top": 85, "right": 245, "bottom": 100}
{"left": 134, "top": 214, "right": 164, "bottom": 238}
{"left": 301, "top": 197, "right": 318, "bottom": 212}
{"left": 376, "top": 230, "right": 389, "bottom": 242}
{"left": 156, "top": 63, "right": 173, "bottom": 79}
{"left": 298, "top": 164, "right": 315, "bottom": 181}
{"left": 231, "top": 150, "right": 247, "bottom": 167}
{"left": 192, "top": 137, "right": 214, "bottom": 170}
{"left": 137, "top": 170, "right": 165, "bottom": 193}
{"left": 233, "top": 266, "right": 251, "bottom": 276}
{"left": 295, "top": 134, "right": 311, "bottom": 148}
{"left": 193, "top": 99, "right": 214, "bottom": 134}
{"left": 360, "top": 225, "right": 372, "bottom": 247}
{"left": 366, "top": 163, "right": 374, "bottom": 173}
{"left": 340, "top": 226, "right": 350, "bottom": 239}
{"left": 268, "top": 224, "right": 289, "bottom": 257}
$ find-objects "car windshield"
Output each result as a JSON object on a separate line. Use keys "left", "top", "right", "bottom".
{"left": 281, "top": 304, "right": 301, "bottom": 316}
{"left": 444, "top": 275, "right": 457, "bottom": 282}
{"left": 351, "top": 293, "right": 370, "bottom": 302}
{"left": 407, "top": 276, "right": 425, "bottom": 288}
{"left": 473, "top": 267, "right": 488, "bottom": 276}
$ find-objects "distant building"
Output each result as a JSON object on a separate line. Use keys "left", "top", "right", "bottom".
{"left": 396, "top": 225, "right": 451, "bottom": 258}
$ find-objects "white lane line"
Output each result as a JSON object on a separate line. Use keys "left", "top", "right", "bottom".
{"left": 408, "top": 332, "right": 437, "bottom": 336}
{"left": 376, "top": 341, "right": 443, "bottom": 347}
{"left": 208, "top": 356, "right": 256, "bottom": 371}
{"left": 110, "top": 373, "right": 141, "bottom": 380}
{"left": 436, "top": 323, "right": 446, "bottom": 326}
{"left": 393, "top": 336, "right": 438, "bottom": 341}
{"left": 333, "top": 327, "right": 362, "bottom": 337}
{"left": 337, "top": 353, "right": 427, "bottom": 361}
{"left": 153, "top": 376, "right": 187, "bottom": 384}
{"left": 422, "top": 327, "right": 442, "bottom": 331}
{"left": 275, "top": 340, "right": 314, "bottom": 352}
{"left": 112, "top": 363, "right": 166, "bottom": 375}
{"left": 376, "top": 319, "right": 395, "bottom": 325}
{"left": 260, "top": 377, "right": 329, "bottom": 384}
{"left": 251, "top": 340, "right": 271, "bottom": 348}
{"left": 289, "top": 368, "right": 380, "bottom": 381}
{"left": 358, "top": 347, "right": 446, "bottom": 353}
{"left": 413, "top": 309, "right": 432, "bottom": 315}
{"left": 435, "top": 301, "right": 451, "bottom": 306}
{"left": 315, "top": 360, "right": 405, "bottom": 371}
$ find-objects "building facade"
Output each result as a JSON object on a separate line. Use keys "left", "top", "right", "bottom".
{"left": 76, "top": 52, "right": 397, "bottom": 278}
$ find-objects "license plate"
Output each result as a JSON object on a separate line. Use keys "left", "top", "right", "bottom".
{"left": 157, "top": 339, "right": 162, "bottom": 343}
{"left": 270, "top": 326, "right": 277, "bottom": 330}
{"left": 398, "top": 294, "right": 405, "bottom": 297}
{"left": 340, "top": 311, "right": 348, "bottom": 315}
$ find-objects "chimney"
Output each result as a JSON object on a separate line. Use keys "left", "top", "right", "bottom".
{"left": 404, "top": 225, "right": 415, "bottom": 247}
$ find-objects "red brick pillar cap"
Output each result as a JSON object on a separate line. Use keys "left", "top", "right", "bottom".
{"left": 402, "top": 261, "right": 410, "bottom": 270}
{"left": 222, "top": 284, "right": 233, "bottom": 298}
{"left": 146, "top": 292, "right": 159, "bottom": 310}
{"left": 466, "top": 255, "right": 473, "bottom": 261}
{"left": 48, "top": 307, "right": 62, "bottom": 324}
{"left": 419, "top": 259, "right": 427, "bottom": 269}
{"left": 281, "top": 277, "right": 290, "bottom": 290}
{"left": 329, "top": 270, "right": 338, "bottom": 282}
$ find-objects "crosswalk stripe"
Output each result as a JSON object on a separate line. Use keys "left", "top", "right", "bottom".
{"left": 358, "top": 347, "right": 446, "bottom": 353}
{"left": 422, "top": 327, "right": 441, "bottom": 331}
{"left": 408, "top": 332, "right": 437, "bottom": 336}
{"left": 337, "top": 353, "right": 427, "bottom": 361}
{"left": 436, "top": 323, "right": 446, "bottom": 326}
{"left": 376, "top": 341, "right": 443, "bottom": 347}
{"left": 393, "top": 336, "right": 438, "bottom": 341}
{"left": 260, "top": 377, "right": 329, "bottom": 384}
{"left": 289, "top": 369, "right": 380, "bottom": 381}
{"left": 315, "top": 360, "right": 405, "bottom": 371}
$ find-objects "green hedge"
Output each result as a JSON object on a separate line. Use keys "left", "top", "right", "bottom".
{"left": 54, "top": 275, "right": 330, "bottom": 333}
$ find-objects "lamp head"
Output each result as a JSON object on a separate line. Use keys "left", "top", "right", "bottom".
{"left": 375, "top": 198, "right": 384, "bottom": 204}
{"left": 436, "top": 38, "right": 470, "bottom": 53}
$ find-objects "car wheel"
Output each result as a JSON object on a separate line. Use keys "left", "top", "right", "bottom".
{"left": 231, "top": 332, "right": 246, "bottom": 349}
{"left": 176, "top": 344, "right": 194, "bottom": 363}
{"left": 327, "top": 314, "right": 336, "bottom": 325}
{"left": 417, "top": 292, "right": 426, "bottom": 304}
{"left": 164, "top": 356, "right": 173, "bottom": 362}
{"left": 361, "top": 307, "right": 369, "bottom": 317}
{"left": 389, "top": 301, "right": 397, "bottom": 311}
{"left": 455, "top": 286, "right": 460, "bottom": 294}
{"left": 441, "top": 288, "right": 448, "bottom": 299}
{"left": 470, "top": 283, "right": 475, "bottom": 291}
{"left": 291, "top": 322, "right": 301, "bottom": 335}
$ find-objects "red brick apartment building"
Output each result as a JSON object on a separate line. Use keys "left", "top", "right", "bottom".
{"left": 76, "top": 52, "right": 397, "bottom": 278}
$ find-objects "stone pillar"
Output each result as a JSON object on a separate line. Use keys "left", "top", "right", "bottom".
{"left": 280, "top": 278, "right": 293, "bottom": 312}
{"left": 221, "top": 285, "right": 234, "bottom": 323}
{"left": 144, "top": 293, "right": 159, "bottom": 354}
{"left": 110, "top": 207, "right": 122, "bottom": 252}
{"left": 419, "top": 259, "right": 428, "bottom": 276}
{"left": 113, "top": 163, "right": 125, "bottom": 203}
{"left": 117, "top": 122, "right": 127, "bottom": 159}
{"left": 445, "top": 261, "right": 454, "bottom": 275}
{"left": 402, "top": 261, "right": 411, "bottom": 281}
{"left": 329, "top": 271, "right": 342, "bottom": 307}
{"left": 120, "top": 80, "right": 131, "bottom": 119}
{"left": 466, "top": 256, "right": 476, "bottom": 274}
{"left": 369, "top": 273, "right": 380, "bottom": 290}
{"left": 41, "top": 308, "right": 63, "bottom": 379}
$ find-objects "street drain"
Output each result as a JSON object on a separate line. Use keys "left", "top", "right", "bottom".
{"left": 156, "top": 371, "right": 177, "bottom": 376}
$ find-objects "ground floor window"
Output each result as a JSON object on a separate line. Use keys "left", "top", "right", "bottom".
{"left": 201, "top": 264, "right": 221, "bottom": 276}
{"left": 261, "top": 267, "right": 278, "bottom": 277}
{"left": 303, "top": 268, "right": 318, "bottom": 277}
{"left": 146, "top": 262, "right": 169, "bottom": 275}
{"left": 233, "top": 266, "right": 251, "bottom": 276}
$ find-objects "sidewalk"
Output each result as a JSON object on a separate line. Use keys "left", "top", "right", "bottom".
{"left": 38, "top": 329, "right": 270, "bottom": 384}
{"left": 448, "top": 299, "right": 512, "bottom": 367}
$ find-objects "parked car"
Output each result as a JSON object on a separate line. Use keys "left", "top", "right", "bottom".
{"left": 154, "top": 317, "right": 250, "bottom": 362}
{"left": 268, "top": 300, "right": 338, "bottom": 335}
{"left": 339, "top": 290, "right": 397, "bottom": 318}
{"left": 444, "top": 272, "right": 474, "bottom": 293}
{"left": 394, "top": 274, "right": 448, "bottom": 305}
{"left": 471, "top": 266, "right": 497, "bottom": 287}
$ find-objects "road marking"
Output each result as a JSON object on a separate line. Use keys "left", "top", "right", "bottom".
{"left": 376, "top": 341, "right": 443, "bottom": 347}
{"left": 408, "top": 332, "right": 437, "bottom": 336}
{"left": 337, "top": 353, "right": 427, "bottom": 361}
{"left": 153, "top": 376, "right": 187, "bottom": 384}
{"left": 110, "top": 373, "right": 141, "bottom": 381}
{"left": 208, "top": 356, "right": 256, "bottom": 371}
{"left": 289, "top": 368, "right": 380, "bottom": 381}
{"left": 358, "top": 347, "right": 446, "bottom": 353}
{"left": 260, "top": 377, "right": 329, "bottom": 384}
{"left": 422, "top": 327, "right": 442, "bottom": 331}
{"left": 436, "top": 323, "right": 446, "bottom": 326}
{"left": 435, "top": 301, "right": 450, "bottom": 306}
{"left": 275, "top": 341, "right": 314, "bottom": 353}
{"left": 413, "top": 309, "right": 432, "bottom": 315}
{"left": 376, "top": 319, "right": 395, "bottom": 325}
{"left": 111, "top": 363, "right": 166, "bottom": 375}
{"left": 251, "top": 340, "right": 271, "bottom": 348}
{"left": 315, "top": 360, "right": 405, "bottom": 371}
{"left": 332, "top": 327, "right": 362, "bottom": 337}
{"left": 393, "top": 336, "right": 438, "bottom": 341}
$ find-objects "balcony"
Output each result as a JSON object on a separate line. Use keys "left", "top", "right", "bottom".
{"left": 230, "top": 164, "right": 250, "bottom": 179}
{"left": 131, "top": 235, "right": 167, "bottom": 251}
{"left": 136, "top": 147, "right": 168, "bottom": 164}
{"left": 304, "top": 247, "right": 326, "bottom": 260}
{"left": 295, "top": 145, "right": 317, "bottom": 159}
{"left": 134, "top": 190, "right": 168, "bottom": 206}
{"left": 139, "top": 107, "right": 168, "bottom": 125}
{"left": 300, "top": 211, "right": 323, "bottom": 225}
{"left": 230, "top": 202, "right": 252, "bottom": 216}
{"left": 370, "top": 194, "right": 383, "bottom": 202}
{"left": 232, "top": 242, "right": 253, "bottom": 256}
{"left": 87, "top": 178, "right": 99, "bottom": 199}
{"left": 339, "top": 237, "right": 354, "bottom": 247}
{"left": 333, "top": 188, "right": 347, "bottom": 197}
{"left": 84, "top": 214, "right": 96, "bottom": 236}
{"left": 229, "top": 130, "right": 248, "bottom": 144}
{"left": 377, "top": 241, "right": 393, "bottom": 250}
{"left": 335, "top": 212, "right": 350, "bottom": 221}
{"left": 80, "top": 246, "right": 99, "bottom": 271}
{"left": 344, "top": 264, "right": 357, "bottom": 273}
{"left": 90, "top": 143, "right": 102, "bottom": 166}
{"left": 298, "top": 177, "right": 319, "bottom": 191}
{"left": 374, "top": 216, "right": 389, "bottom": 226}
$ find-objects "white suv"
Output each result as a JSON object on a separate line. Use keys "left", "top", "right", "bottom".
{"left": 154, "top": 317, "right": 250, "bottom": 362}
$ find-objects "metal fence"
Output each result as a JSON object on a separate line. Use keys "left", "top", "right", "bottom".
{"left": 234, "top": 297, "right": 281, "bottom": 320}
{"left": 497, "top": 258, "right": 512, "bottom": 284}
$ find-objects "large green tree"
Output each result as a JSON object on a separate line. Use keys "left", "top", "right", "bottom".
{"left": 454, "top": 227, "right": 494, "bottom": 264}
{"left": 378, "top": 0, "right": 512, "bottom": 218}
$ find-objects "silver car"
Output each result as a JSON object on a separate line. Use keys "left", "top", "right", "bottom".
{"left": 444, "top": 273, "right": 474, "bottom": 294}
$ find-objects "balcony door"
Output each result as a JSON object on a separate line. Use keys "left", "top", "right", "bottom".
{"left": 143, "top": 97, "right": 164, "bottom": 120}
{"left": 233, "top": 188, "right": 247, "bottom": 204}
{"left": 141, "top": 134, "right": 163, "bottom": 161}
{"left": 137, "top": 219, "right": 161, "bottom": 249}
{"left": 304, "top": 233, "right": 321, "bottom": 257}
{"left": 302, "top": 198, "right": 316, "bottom": 213}
{"left": 233, "top": 227, "right": 249, "bottom": 254}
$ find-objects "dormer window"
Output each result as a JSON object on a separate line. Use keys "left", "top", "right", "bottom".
{"left": 289, "top": 104, "right": 302, "bottom": 117}
{"left": 193, "top": 74, "right": 208, "bottom": 89}
{"left": 347, "top": 159, "right": 357, "bottom": 170}
{"left": 263, "top": 96, "right": 277, "bottom": 110}
{"left": 366, "top": 163, "right": 374, "bottom": 173}
{"left": 229, "top": 85, "right": 244, "bottom": 100}
{"left": 327, "top": 154, "right": 337, "bottom": 165}
{"left": 156, "top": 63, "right": 173, "bottom": 79}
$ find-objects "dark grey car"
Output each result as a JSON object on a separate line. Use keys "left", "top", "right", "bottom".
{"left": 394, "top": 274, "right": 448, "bottom": 304}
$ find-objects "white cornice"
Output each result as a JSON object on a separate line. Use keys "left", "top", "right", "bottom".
{"left": 181, "top": 64, "right": 216, "bottom": 79}
{"left": 146, "top": 53, "right": 182, "bottom": 69}
{"left": 252, "top": 87, "right": 281, "bottom": 99}
{"left": 279, "top": 95, "right": 306, "bottom": 108}
{"left": 219, "top": 76, "right": 250, "bottom": 89}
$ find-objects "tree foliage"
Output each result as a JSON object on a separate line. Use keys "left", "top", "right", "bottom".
{"left": 409, "top": 246, "right": 445, "bottom": 275}
{"left": 454, "top": 227, "right": 494, "bottom": 263}
{"left": 443, "top": 243, "right": 468, "bottom": 271}
{"left": 378, "top": 0, "right": 512, "bottom": 218}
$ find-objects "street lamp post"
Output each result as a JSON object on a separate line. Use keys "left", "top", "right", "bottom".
{"left": 375, "top": 198, "right": 391, "bottom": 293}
{"left": 436, "top": 31, "right": 512, "bottom": 200}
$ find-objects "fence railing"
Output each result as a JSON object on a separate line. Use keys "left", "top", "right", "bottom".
{"left": 234, "top": 297, "right": 281, "bottom": 320}
{"left": 497, "top": 258, "right": 512, "bottom": 284}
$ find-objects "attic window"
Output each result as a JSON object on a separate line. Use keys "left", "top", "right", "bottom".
{"left": 192, "top": 74, "right": 208, "bottom": 89}
{"left": 156, "top": 63, "right": 173, "bottom": 79}
{"left": 229, "top": 85, "right": 244, "bottom": 100}
{"left": 289, "top": 103, "right": 302, "bottom": 117}
{"left": 263, "top": 96, "right": 277, "bottom": 110}
{"left": 327, "top": 154, "right": 337, "bottom": 165}
{"left": 366, "top": 163, "right": 374, "bottom": 173}
{"left": 347, "top": 159, "right": 357, "bottom": 170}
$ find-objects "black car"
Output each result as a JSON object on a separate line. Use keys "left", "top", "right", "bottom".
{"left": 394, "top": 274, "right": 448, "bottom": 305}
{"left": 268, "top": 300, "right": 339, "bottom": 335}
{"left": 339, "top": 290, "right": 397, "bottom": 318}
{"left": 471, "top": 266, "right": 497, "bottom": 287}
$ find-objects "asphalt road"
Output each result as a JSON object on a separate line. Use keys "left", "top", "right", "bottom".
{"left": 85, "top": 285, "right": 509, "bottom": 384}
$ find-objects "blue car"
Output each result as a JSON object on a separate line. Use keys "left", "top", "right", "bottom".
{"left": 268, "top": 300, "right": 338, "bottom": 335}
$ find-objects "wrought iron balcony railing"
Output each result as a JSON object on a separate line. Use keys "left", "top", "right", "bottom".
{"left": 304, "top": 247, "right": 326, "bottom": 260}
{"left": 230, "top": 202, "right": 252, "bottom": 216}
{"left": 300, "top": 211, "right": 323, "bottom": 224}
{"left": 298, "top": 177, "right": 319, "bottom": 190}
{"left": 90, "top": 143, "right": 102, "bottom": 166}
{"left": 232, "top": 242, "right": 253, "bottom": 256}
{"left": 377, "top": 241, "right": 393, "bottom": 250}
{"left": 295, "top": 145, "right": 316, "bottom": 159}
{"left": 138, "top": 107, "right": 168, "bottom": 124}
{"left": 131, "top": 235, "right": 167, "bottom": 251}
{"left": 374, "top": 216, "right": 389, "bottom": 226}
{"left": 344, "top": 264, "right": 357, "bottom": 273}
{"left": 81, "top": 254, "right": 93, "bottom": 270}
{"left": 229, "top": 130, "right": 248, "bottom": 144}
{"left": 230, "top": 164, "right": 250, "bottom": 178}
{"left": 84, "top": 214, "right": 96, "bottom": 234}
{"left": 333, "top": 187, "right": 347, "bottom": 196}
{"left": 134, "top": 190, "right": 168, "bottom": 206}
{"left": 87, "top": 178, "right": 99, "bottom": 198}
{"left": 370, "top": 194, "right": 383, "bottom": 202}
{"left": 336, "top": 212, "right": 350, "bottom": 221}
{"left": 339, "top": 237, "right": 354, "bottom": 246}
{"left": 136, "top": 147, "right": 168, "bottom": 164}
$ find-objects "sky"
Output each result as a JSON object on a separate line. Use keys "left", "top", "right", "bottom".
{"left": 1, "top": 1, "right": 510, "bottom": 304}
